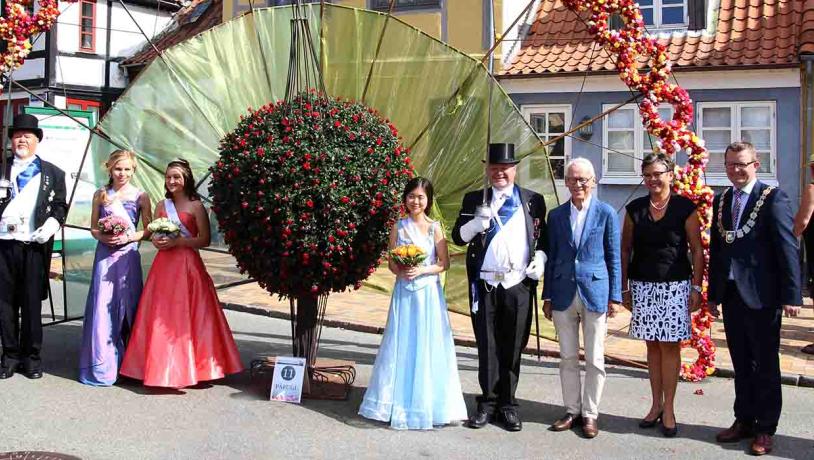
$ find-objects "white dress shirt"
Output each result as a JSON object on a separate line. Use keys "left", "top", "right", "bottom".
{"left": 728, "top": 178, "right": 757, "bottom": 280}
{"left": 480, "top": 185, "right": 529, "bottom": 288}
{"left": 570, "top": 195, "right": 592, "bottom": 248}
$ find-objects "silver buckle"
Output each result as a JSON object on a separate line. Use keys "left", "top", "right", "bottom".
{"left": 725, "top": 231, "right": 735, "bottom": 244}
{"left": 494, "top": 272, "right": 505, "bottom": 281}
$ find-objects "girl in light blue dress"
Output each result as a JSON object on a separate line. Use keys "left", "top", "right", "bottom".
{"left": 359, "top": 177, "right": 467, "bottom": 430}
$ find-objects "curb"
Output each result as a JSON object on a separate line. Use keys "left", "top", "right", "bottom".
{"left": 222, "top": 302, "right": 814, "bottom": 388}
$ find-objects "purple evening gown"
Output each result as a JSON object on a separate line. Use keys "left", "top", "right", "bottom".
{"left": 78, "top": 192, "right": 144, "bottom": 386}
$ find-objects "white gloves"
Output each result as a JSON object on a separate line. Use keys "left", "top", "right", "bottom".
{"left": 459, "top": 207, "right": 492, "bottom": 243}
{"left": 525, "top": 250, "right": 547, "bottom": 281}
{"left": 31, "top": 217, "right": 61, "bottom": 244}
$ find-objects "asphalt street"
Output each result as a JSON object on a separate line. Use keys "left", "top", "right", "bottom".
{"left": 0, "top": 310, "right": 811, "bottom": 459}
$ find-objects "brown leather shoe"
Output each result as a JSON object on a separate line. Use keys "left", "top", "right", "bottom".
{"left": 750, "top": 434, "right": 773, "bottom": 456}
{"left": 582, "top": 417, "right": 599, "bottom": 438}
{"left": 549, "top": 413, "right": 582, "bottom": 432}
{"left": 716, "top": 420, "right": 754, "bottom": 443}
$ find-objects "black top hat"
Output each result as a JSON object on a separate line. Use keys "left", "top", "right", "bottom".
{"left": 7, "top": 113, "right": 43, "bottom": 142}
{"left": 486, "top": 143, "right": 518, "bottom": 165}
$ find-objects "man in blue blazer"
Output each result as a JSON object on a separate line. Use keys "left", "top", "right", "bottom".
{"left": 708, "top": 141, "right": 801, "bottom": 456}
{"left": 542, "top": 157, "right": 621, "bottom": 439}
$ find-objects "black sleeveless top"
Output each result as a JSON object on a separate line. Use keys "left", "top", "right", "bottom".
{"left": 626, "top": 194, "right": 696, "bottom": 282}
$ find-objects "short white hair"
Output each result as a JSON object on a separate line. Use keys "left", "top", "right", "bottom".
{"left": 565, "top": 157, "right": 596, "bottom": 178}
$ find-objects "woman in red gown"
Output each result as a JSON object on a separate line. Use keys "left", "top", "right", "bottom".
{"left": 121, "top": 159, "right": 243, "bottom": 388}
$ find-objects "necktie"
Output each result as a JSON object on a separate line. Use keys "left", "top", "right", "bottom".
{"left": 14, "top": 158, "right": 41, "bottom": 197}
{"left": 732, "top": 189, "right": 744, "bottom": 229}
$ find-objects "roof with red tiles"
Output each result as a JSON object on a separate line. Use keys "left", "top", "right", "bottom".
{"left": 502, "top": 0, "right": 813, "bottom": 77}
{"left": 121, "top": 0, "right": 223, "bottom": 69}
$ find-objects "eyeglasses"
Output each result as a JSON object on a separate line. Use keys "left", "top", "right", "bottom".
{"left": 641, "top": 170, "right": 671, "bottom": 180}
{"left": 565, "top": 176, "right": 593, "bottom": 186}
{"left": 724, "top": 161, "right": 757, "bottom": 170}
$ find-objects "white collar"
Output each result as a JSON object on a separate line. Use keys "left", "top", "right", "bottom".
{"left": 491, "top": 184, "right": 514, "bottom": 199}
{"left": 570, "top": 195, "right": 592, "bottom": 214}
{"left": 12, "top": 154, "right": 37, "bottom": 169}
{"left": 734, "top": 178, "right": 758, "bottom": 197}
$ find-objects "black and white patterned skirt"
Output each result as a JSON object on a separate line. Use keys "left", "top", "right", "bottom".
{"left": 629, "top": 280, "right": 691, "bottom": 342}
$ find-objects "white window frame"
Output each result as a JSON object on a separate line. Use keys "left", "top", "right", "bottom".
{"left": 697, "top": 101, "right": 777, "bottom": 183}
{"left": 639, "top": 0, "right": 688, "bottom": 30}
{"left": 521, "top": 104, "right": 572, "bottom": 182}
{"left": 600, "top": 103, "right": 673, "bottom": 183}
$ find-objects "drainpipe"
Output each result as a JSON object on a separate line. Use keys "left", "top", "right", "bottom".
{"left": 102, "top": 0, "right": 114, "bottom": 116}
{"left": 803, "top": 56, "right": 814, "bottom": 192}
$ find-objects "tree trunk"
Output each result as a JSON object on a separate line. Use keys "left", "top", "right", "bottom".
{"left": 292, "top": 294, "right": 320, "bottom": 367}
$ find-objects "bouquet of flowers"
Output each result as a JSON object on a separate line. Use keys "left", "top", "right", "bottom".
{"left": 390, "top": 244, "right": 427, "bottom": 267}
{"left": 97, "top": 215, "right": 130, "bottom": 236}
{"left": 148, "top": 217, "right": 181, "bottom": 238}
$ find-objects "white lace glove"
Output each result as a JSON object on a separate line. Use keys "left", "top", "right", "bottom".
{"left": 459, "top": 214, "right": 491, "bottom": 243}
{"left": 31, "top": 217, "right": 61, "bottom": 244}
{"left": 525, "top": 250, "right": 547, "bottom": 281}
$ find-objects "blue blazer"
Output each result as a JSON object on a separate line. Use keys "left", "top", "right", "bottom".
{"left": 708, "top": 181, "right": 801, "bottom": 309}
{"left": 542, "top": 198, "right": 622, "bottom": 313}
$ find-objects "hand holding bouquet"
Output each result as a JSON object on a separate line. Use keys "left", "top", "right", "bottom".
{"left": 390, "top": 244, "right": 427, "bottom": 268}
{"left": 97, "top": 215, "right": 130, "bottom": 236}
{"left": 148, "top": 217, "right": 181, "bottom": 239}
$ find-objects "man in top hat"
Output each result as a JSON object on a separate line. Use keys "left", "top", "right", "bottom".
{"left": 452, "top": 143, "right": 547, "bottom": 432}
{"left": 0, "top": 113, "right": 67, "bottom": 379}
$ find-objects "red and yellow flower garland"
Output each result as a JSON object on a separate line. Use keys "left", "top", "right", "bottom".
{"left": 0, "top": 0, "right": 75, "bottom": 90}
{"left": 562, "top": 0, "right": 716, "bottom": 381}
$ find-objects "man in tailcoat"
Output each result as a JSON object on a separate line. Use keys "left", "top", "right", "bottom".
{"left": 0, "top": 113, "right": 67, "bottom": 379}
{"left": 452, "top": 143, "right": 547, "bottom": 432}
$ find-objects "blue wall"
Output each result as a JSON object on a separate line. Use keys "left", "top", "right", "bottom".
{"left": 510, "top": 86, "right": 802, "bottom": 214}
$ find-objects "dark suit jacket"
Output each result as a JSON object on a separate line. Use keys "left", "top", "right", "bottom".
{"left": 708, "top": 181, "right": 801, "bottom": 309}
{"left": 0, "top": 156, "right": 68, "bottom": 299}
{"left": 451, "top": 186, "right": 548, "bottom": 305}
{"left": 541, "top": 198, "right": 621, "bottom": 313}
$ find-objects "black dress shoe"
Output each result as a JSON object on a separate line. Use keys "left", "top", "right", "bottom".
{"left": 639, "top": 411, "right": 663, "bottom": 429}
{"left": 23, "top": 369, "right": 42, "bottom": 379}
{"left": 0, "top": 366, "right": 15, "bottom": 379}
{"left": 661, "top": 423, "right": 678, "bottom": 438}
{"left": 498, "top": 408, "right": 522, "bottom": 432}
{"left": 467, "top": 409, "right": 493, "bottom": 429}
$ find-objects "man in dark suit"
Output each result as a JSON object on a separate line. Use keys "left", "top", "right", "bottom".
{"left": 708, "top": 141, "right": 801, "bottom": 456}
{"left": 0, "top": 113, "right": 67, "bottom": 379}
{"left": 452, "top": 143, "right": 547, "bottom": 432}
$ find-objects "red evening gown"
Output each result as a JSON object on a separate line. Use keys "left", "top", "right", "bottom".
{"left": 120, "top": 210, "right": 243, "bottom": 388}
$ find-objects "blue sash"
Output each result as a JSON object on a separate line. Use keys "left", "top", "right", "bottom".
{"left": 471, "top": 186, "right": 521, "bottom": 313}
{"left": 13, "top": 157, "right": 41, "bottom": 198}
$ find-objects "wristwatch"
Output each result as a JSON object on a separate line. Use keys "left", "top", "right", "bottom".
{"left": 691, "top": 284, "right": 703, "bottom": 293}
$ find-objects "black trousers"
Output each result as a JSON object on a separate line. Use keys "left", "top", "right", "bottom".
{"left": 471, "top": 279, "right": 533, "bottom": 410}
{"left": 804, "top": 224, "right": 814, "bottom": 290}
{"left": 0, "top": 240, "right": 46, "bottom": 371}
{"left": 722, "top": 281, "right": 782, "bottom": 435}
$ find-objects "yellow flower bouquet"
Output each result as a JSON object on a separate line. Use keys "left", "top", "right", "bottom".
{"left": 390, "top": 244, "right": 427, "bottom": 267}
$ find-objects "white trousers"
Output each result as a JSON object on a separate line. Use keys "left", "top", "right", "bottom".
{"left": 552, "top": 293, "right": 607, "bottom": 419}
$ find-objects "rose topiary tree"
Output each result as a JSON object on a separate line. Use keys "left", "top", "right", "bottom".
{"left": 209, "top": 89, "right": 414, "bottom": 368}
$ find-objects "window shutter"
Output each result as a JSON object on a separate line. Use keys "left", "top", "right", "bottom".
{"left": 688, "top": 0, "right": 706, "bottom": 31}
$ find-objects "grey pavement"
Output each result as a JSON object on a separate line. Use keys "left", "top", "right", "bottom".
{"left": 0, "top": 310, "right": 812, "bottom": 459}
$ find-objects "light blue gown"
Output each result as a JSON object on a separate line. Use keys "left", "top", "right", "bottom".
{"left": 359, "top": 217, "right": 468, "bottom": 430}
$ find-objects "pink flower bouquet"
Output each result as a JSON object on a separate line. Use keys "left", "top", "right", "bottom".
{"left": 97, "top": 215, "right": 130, "bottom": 236}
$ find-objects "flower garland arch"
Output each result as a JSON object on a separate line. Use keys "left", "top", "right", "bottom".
{"left": 562, "top": 0, "right": 716, "bottom": 381}
{"left": 0, "top": 0, "right": 75, "bottom": 89}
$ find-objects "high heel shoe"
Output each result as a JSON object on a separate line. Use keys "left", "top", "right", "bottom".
{"left": 638, "top": 411, "right": 662, "bottom": 429}
{"left": 661, "top": 422, "right": 678, "bottom": 438}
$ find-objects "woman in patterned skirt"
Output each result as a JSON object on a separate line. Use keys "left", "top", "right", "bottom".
{"left": 621, "top": 153, "right": 704, "bottom": 437}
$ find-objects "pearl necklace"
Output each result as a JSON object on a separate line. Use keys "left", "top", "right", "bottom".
{"left": 649, "top": 195, "right": 670, "bottom": 211}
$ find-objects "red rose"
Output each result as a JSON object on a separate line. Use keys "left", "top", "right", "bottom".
{"left": 306, "top": 199, "right": 314, "bottom": 208}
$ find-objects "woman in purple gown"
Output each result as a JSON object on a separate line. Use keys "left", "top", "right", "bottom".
{"left": 78, "top": 150, "right": 152, "bottom": 386}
